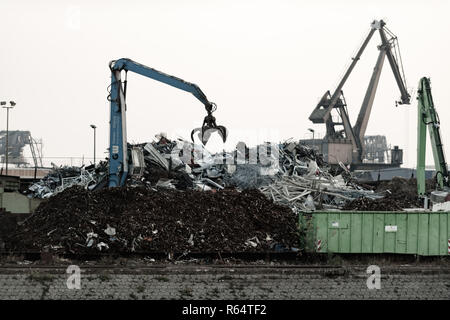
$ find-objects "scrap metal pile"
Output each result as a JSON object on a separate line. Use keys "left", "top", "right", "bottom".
{"left": 26, "top": 163, "right": 106, "bottom": 198}
{"left": 5, "top": 186, "right": 299, "bottom": 254}
{"left": 342, "top": 177, "right": 424, "bottom": 211}
{"left": 257, "top": 141, "right": 385, "bottom": 212}
{"left": 134, "top": 134, "right": 230, "bottom": 191}
{"left": 25, "top": 136, "right": 422, "bottom": 212}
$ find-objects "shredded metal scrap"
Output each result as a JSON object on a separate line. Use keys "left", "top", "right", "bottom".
{"left": 259, "top": 170, "right": 380, "bottom": 212}
{"left": 25, "top": 136, "right": 420, "bottom": 212}
{"left": 6, "top": 186, "right": 299, "bottom": 254}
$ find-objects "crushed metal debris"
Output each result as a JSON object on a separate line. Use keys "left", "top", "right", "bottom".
{"left": 5, "top": 186, "right": 299, "bottom": 254}
{"left": 24, "top": 136, "right": 422, "bottom": 213}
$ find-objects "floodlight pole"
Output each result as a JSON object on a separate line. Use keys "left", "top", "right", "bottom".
{"left": 1, "top": 101, "right": 15, "bottom": 175}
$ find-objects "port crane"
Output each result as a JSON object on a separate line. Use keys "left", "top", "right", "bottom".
{"left": 107, "top": 58, "right": 227, "bottom": 187}
{"left": 308, "top": 20, "right": 410, "bottom": 167}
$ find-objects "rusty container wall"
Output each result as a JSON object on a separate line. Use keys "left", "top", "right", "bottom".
{"left": 304, "top": 211, "right": 450, "bottom": 256}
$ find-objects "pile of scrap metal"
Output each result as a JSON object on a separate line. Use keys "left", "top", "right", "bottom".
{"left": 117, "top": 135, "right": 324, "bottom": 192}
{"left": 5, "top": 186, "right": 299, "bottom": 254}
{"left": 258, "top": 140, "right": 381, "bottom": 212}
{"left": 26, "top": 163, "right": 106, "bottom": 198}
{"left": 128, "top": 134, "right": 232, "bottom": 191}
{"left": 106, "top": 134, "right": 278, "bottom": 192}
{"left": 25, "top": 135, "right": 417, "bottom": 212}
{"left": 25, "top": 134, "right": 237, "bottom": 198}
{"left": 138, "top": 137, "right": 386, "bottom": 213}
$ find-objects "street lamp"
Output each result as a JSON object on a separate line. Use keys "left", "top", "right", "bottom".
{"left": 1, "top": 101, "right": 16, "bottom": 175}
{"left": 90, "top": 124, "right": 96, "bottom": 165}
{"left": 308, "top": 128, "right": 315, "bottom": 141}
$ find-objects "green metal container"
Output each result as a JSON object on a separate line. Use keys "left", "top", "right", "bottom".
{"left": 304, "top": 211, "right": 450, "bottom": 256}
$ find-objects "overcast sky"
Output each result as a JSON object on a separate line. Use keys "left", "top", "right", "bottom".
{"left": 0, "top": 0, "right": 449, "bottom": 167}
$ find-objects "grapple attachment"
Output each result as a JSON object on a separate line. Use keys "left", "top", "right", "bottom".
{"left": 191, "top": 103, "right": 228, "bottom": 145}
{"left": 191, "top": 123, "right": 228, "bottom": 145}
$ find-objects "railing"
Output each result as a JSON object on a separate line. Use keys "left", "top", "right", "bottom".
{"left": 0, "top": 156, "right": 100, "bottom": 168}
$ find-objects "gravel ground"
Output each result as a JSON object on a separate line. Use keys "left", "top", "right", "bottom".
{"left": 0, "top": 261, "right": 448, "bottom": 300}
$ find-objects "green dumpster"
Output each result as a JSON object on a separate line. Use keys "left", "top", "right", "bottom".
{"left": 304, "top": 211, "right": 450, "bottom": 256}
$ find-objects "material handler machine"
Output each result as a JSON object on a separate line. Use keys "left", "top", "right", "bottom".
{"left": 107, "top": 58, "right": 227, "bottom": 187}
{"left": 416, "top": 77, "right": 449, "bottom": 197}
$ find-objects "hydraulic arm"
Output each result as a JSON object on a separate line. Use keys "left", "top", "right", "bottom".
{"left": 107, "top": 58, "right": 227, "bottom": 187}
{"left": 416, "top": 77, "right": 449, "bottom": 196}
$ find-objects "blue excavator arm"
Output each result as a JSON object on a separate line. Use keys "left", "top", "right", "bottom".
{"left": 108, "top": 58, "right": 227, "bottom": 187}
{"left": 111, "top": 58, "right": 213, "bottom": 107}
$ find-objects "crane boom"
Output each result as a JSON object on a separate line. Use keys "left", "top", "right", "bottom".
{"left": 309, "top": 25, "right": 377, "bottom": 124}
{"left": 353, "top": 23, "right": 411, "bottom": 146}
{"left": 378, "top": 27, "right": 410, "bottom": 105}
{"left": 110, "top": 59, "right": 214, "bottom": 109}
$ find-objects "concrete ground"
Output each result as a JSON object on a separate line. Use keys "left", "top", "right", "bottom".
{"left": 0, "top": 261, "right": 448, "bottom": 299}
